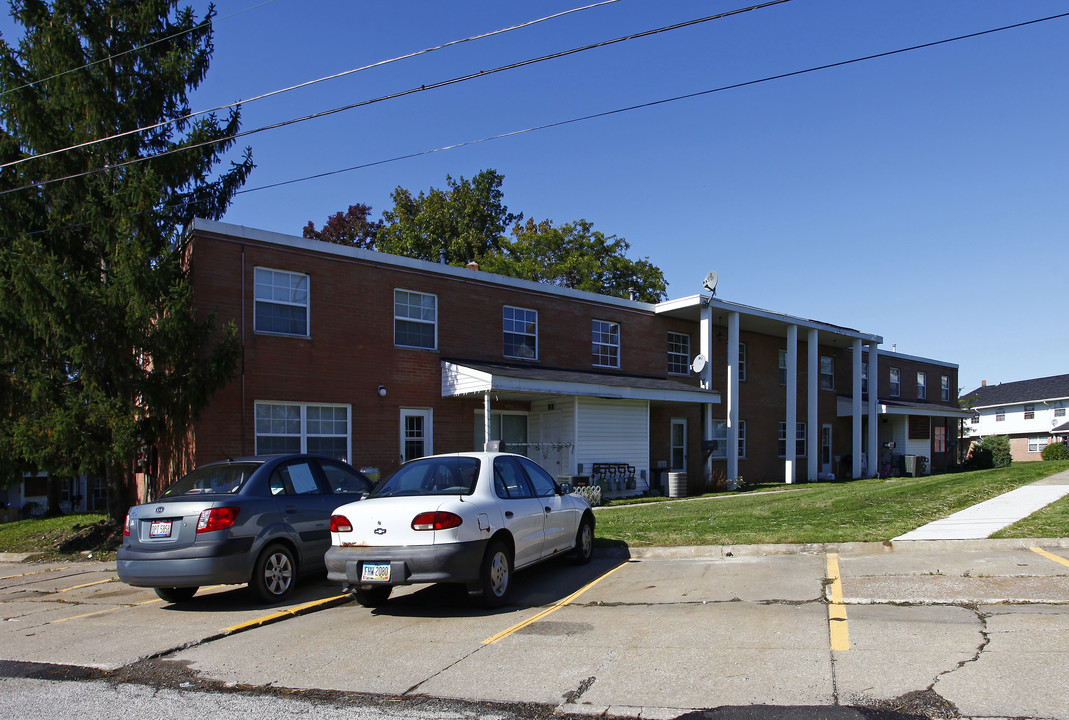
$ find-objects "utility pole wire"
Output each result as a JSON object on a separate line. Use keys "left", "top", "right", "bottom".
{"left": 0, "top": 0, "right": 624, "bottom": 171}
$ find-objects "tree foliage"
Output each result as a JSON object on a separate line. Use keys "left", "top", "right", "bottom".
{"left": 308, "top": 169, "right": 668, "bottom": 301}
{"left": 302, "top": 203, "right": 380, "bottom": 249}
{"left": 375, "top": 169, "right": 521, "bottom": 265}
{"left": 481, "top": 218, "right": 667, "bottom": 302}
{"left": 0, "top": 0, "right": 251, "bottom": 522}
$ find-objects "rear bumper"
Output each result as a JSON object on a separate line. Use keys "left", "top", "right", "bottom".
{"left": 116, "top": 538, "right": 254, "bottom": 588}
{"left": 325, "top": 539, "right": 489, "bottom": 589}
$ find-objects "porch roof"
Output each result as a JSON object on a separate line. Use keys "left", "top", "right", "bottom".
{"left": 441, "top": 360, "right": 720, "bottom": 404}
{"left": 836, "top": 396, "right": 974, "bottom": 419}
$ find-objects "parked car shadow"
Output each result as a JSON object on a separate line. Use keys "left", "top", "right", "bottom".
{"left": 365, "top": 553, "right": 631, "bottom": 619}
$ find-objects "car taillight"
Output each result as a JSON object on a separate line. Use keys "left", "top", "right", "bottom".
{"left": 330, "top": 515, "right": 352, "bottom": 533}
{"left": 123, "top": 513, "right": 131, "bottom": 536}
{"left": 196, "top": 507, "right": 239, "bottom": 533}
{"left": 411, "top": 511, "right": 462, "bottom": 531}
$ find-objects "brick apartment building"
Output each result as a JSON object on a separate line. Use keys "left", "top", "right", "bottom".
{"left": 137, "top": 218, "right": 969, "bottom": 501}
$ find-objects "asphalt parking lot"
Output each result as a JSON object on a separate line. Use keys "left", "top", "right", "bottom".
{"left": 2, "top": 538, "right": 1068, "bottom": 720}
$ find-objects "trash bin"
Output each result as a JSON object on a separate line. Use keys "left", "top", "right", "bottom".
{"left": 917, "top": 456, "right": 928, "bottom": 475}
{"left": 667, "top": 472, "right": 687, "bottom": 498}
{"left": 903, "top": 455, "right": 917, "bottom": 477}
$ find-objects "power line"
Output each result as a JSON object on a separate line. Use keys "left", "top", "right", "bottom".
{"left": 1, "top": 0, "right": 625, "bottom": 171}
{"left": 0, "top": 0, "right": 791, "bottom": 192}
{"left": 0, "top": 0, "right": 278, "bottom": 98}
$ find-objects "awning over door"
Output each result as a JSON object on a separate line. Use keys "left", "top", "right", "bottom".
{"left": 835, "top": 396, "right": 973, "bottom": 419}
{"left": 442, "top": 360, "right": 720, "bottom": 404}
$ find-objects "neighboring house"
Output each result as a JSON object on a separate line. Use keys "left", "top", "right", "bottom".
{"left": 136, "top": 218, "right": 967, "bottom": 499}
{"left": 961, "top": 374, "right": 1069, "bottom": 462}
{"left": 0, "top": 474, "right": 107, "bottom": 522}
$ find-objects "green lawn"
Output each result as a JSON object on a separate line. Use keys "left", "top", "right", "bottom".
{"left": 594, "top": 461, "right": 1069, "bottom": 546}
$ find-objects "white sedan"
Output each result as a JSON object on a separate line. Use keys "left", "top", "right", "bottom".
{"left": 325, "top": 452, "right": 594, "bottom": 608}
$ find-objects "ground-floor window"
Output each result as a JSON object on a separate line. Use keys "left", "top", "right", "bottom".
{"left": 934, "top": 426, "right": 947, "bottom": 453}
{"left": 778, "top": 422, "right": 807, "bottom": 457}
{"left": 474, "top": 411, "right": 528, "bottom": 455}
{"left": 1028, "top": 436, "right": 1049, "bottom": 453}
{"left": 255, "top": 401, "right": 351, "bottom": 461}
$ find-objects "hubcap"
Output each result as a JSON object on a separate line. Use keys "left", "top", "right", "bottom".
{"left": 581, "top": 525, "right": 593, "bottom": 557}
{"left": 264, "top": 552, "right": 293, "bottom": 595}
{"left": 489, "top": 551, "right": 509, "bottom": 597}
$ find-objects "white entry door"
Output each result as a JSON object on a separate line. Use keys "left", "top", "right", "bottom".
{"left": 821, "top": 424, "right": 833, "bottom": 476}
{"left": 670, "top": 418, "right": 687, "bottom": 472}
{"left": 400, "top": 409, "right": 433, "bottom": 463}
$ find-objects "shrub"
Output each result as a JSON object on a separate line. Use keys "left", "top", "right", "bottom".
{"left": 978, "top": 435, "right": 1012, "bottom": 468}
{"left": 1042, "top": 442, "right": 1069, "bottom": 461}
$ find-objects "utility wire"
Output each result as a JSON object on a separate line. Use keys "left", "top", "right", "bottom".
{"left": 236, "top": 10, "right": 1069, "bottom": 195}
{"left": 0, "top": 0, "right": 278, "bottom": 98}
{"left": 1, "top": 0, "right": 625, "bottom": 170}
{"left": 0, "top": 0, "right": 790, "bottom": 191}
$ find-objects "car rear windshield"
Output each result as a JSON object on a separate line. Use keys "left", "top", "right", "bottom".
{"left": 160, "top": 463, "right": 260, "bottom": 497}
{"left": 372, "top": 457, "right": 479, "bottom": 498}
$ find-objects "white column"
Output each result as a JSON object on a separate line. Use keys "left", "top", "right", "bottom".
{"left": 807, "top": 328, "right": 819, "bottom": 483}
{"left": 867, "top": 342, "right": 879, "bottom": 477}
{"left": 483, "top": 392, "right": 493, "bottom": 451}
{"left": 700, "top": 300, "right": 714, "bottom": 485}
{"left": 727, "top": 311, "right": 740, "bottom": 483}
{"left": 785, "top": 324, "right": 798, "bottom": 484}
{"left": 852, "top": 338, "right": 863, "bottom": 479}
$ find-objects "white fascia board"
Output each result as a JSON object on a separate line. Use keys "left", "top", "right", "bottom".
{"left": 971, "top": 395, "right": 1069, "bottom": 411}
{"left": 869, "top": 347, "right": 959, "bottom": 369}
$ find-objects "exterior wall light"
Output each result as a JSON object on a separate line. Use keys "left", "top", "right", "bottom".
{"left": 377, "top": 385, "right": 386, "bottom": 398}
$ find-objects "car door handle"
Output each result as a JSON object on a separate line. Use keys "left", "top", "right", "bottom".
{"left": 285, "top": 506, "right": 298, "bottom": 514}
{"left": 544, "top": 506, "right": 551, "bottom": 514}
{"left": 505, "top": 511, "right": 514, "bottom": 519}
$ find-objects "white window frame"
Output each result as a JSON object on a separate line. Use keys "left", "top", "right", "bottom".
{"left": 995, "top": 408, "right": 1006, "bottom": 422}
{"left": 941, "top": 375, "right": 950, "bottom": 402}
{"left": 592, "top": 319, "right": 620, "bottom": 369}
{"left": 917, "top": 371, "right": 927, "bottom": 400}
{"left": 667, "top": 332, "right": 690, "bottom": 376}
{"left": 400, "top": 408, "right": 433, "bottom": 462}
{"left": 254, "top": 401, "right": 351, "bottom": 461}
{"left": 889, "top": 367, "right": 901, "bottom": 397}
{"left": 778, "top": 421, "right": 807, "bottom": 458}
{"left": 820, "top": 356, "right": 834, "bottom": 390}
{"left": 1024, "top": 405, "right": 1035, "bottom": 420}
{"left": 1028, "top": 436, "right": 1049, "bottom": 453}
{"left": 503, "top": 306, "right": 538, "bottom": 360}
{"left": 254, "top": 267, "right": 309, "bottom": 337}
{"left": 738, "top": 343, "right": 747, "bottom": 382}
{"left": 1055, "top": 408, "right": 1067, "bottom": 418}
{"left": 394, "top": 289, "right": 438, "bottom": 350}
{"left": 778, "top": 350, "right": 788, "bottom": 386}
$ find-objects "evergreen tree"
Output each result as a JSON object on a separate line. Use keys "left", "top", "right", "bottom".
{"left": 0, "top": 0, "right": 251, "bottom": 522}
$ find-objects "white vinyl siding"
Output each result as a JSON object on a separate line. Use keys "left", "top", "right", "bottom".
{"left": 574, "top": 398, "right": 648, "bottom": 483}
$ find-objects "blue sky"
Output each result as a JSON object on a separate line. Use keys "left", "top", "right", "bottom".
{"left": 5, "top": 1, "right": 1067, "bottom": 394}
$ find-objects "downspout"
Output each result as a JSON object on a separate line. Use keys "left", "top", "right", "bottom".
{"left": 241, "top": 246, "right": 247, "bottom": 456}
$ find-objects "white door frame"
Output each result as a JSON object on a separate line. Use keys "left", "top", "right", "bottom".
{"left": 670, "top": 418, "right": 688, "bottom": 472}
{"left": 821, "top": 423, "right": 833, "bottom": 476}
{"left": 400, "top": 409, "right": 433, "bottom": 463}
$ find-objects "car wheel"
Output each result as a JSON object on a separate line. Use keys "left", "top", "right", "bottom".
{"left": 571, "top": 515, "right": 594, "bottom": 565}
{"left": 251, "top": 542, "right": 296, "bottom": 603}
{"left": 154, "top": 586, "right": 197, "bottom": 603}
{"left": 478, "top": 540, "right": 512, "bottom": 609}
{"left": 353, "top": 586, "right": 392, "bottom": 608}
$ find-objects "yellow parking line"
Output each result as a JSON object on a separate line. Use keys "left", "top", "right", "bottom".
{"left": 0, "top": 566, "right": 73, "bottom": 580}
{"left": 482, "top": 560, "right": 633, "bottom": 645}
{"left": 826, "top": 553, "right": 850, "bottom": 652}
{"left": 50, "top": 597, "right": 163, "bottom": 623}
{"left": 1031, "top": 547, "right": 1069, "bottom": 568}
{"left": 223, "top": 594, "right": 351, "bottom": 633}
{"left": 56, "top": 577, "right": 118, "bottom": 593}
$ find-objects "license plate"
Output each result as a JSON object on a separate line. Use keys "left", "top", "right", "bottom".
{"left": 149, "top": 520, "right": 172, "bottom": 538}
{"left": 361, "top": 562, "right": 390, "bottom": 582}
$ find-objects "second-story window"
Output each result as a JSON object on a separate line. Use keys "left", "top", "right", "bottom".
{"left": 503, "top": 306, "right": 537, "bottom": 360}
{"left": 941, "top": 375, "right": 950, "bottom": 401}
{"left": 1024, "top": 405, "right": 1035, "bottom": 420}
{"left": 738, "top": 343, "right": 747, "bottom": 382}
{"left": 917, "top": 371, "right": 927, "bottom": 400}
{"left": 667, "top": 332, "right": 690, "bottom": 375}
{"left": 395, "top": 289, "right": 437, "bottom": 349}
{"left": 889, "top": 367, "right": 901, "bottom": 397}
{"left": 820, "top": 356, "right": 834, "bottom": 390}
{"left": 862, "top": 362, "right": 869, "bottom": 394}
{"left": 254, "top": 267, "right": 309, "bottom": 336}
{"left": 995, "top": 408, "right": 1005, "bottom": 422}
{"left": 592, "top": 320, "right": 620, "bottom": 368}
{"left": 778, "top": 350, "right": 788, "bottom": 386}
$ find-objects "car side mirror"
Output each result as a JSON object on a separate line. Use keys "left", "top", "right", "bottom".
{"left": 559, "top": 483, "right": 573, "bottom": 495}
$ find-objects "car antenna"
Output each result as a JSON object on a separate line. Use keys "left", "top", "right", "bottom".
{"left": 220, "top": 448, "right": 233, "bottom": 462}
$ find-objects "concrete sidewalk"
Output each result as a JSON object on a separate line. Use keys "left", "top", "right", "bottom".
{"left": 894, "top": 469, "right": 1069, "bottom": 541}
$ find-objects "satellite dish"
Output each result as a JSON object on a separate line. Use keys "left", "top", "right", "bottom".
{"left": 702, "top": 270, "right": 719, "bottom": 294}
{"left": 691, "top": 354, "right": 707, "bottom": 373}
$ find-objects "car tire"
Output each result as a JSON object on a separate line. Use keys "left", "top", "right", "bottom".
{"left": 353, "top": 586, "right": 392, "bottom": 608}
{"left": 251, "top": 542, "right": 296, "bottom": 603}
{"left": 571, "top": 515, "right": 594, "bottom": 565}
{"left": 154, "top": 586, "right": 197, "bottom": 603}
{"left": 478, "top": 539, "right": 512, "bottom": 609}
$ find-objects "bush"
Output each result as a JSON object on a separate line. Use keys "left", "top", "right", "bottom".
{"left": 1042, "top": 442, "right": 1069, "bottom": 461}
{"left": 978, "top": 435, "right": 1012, "bottom": 468}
